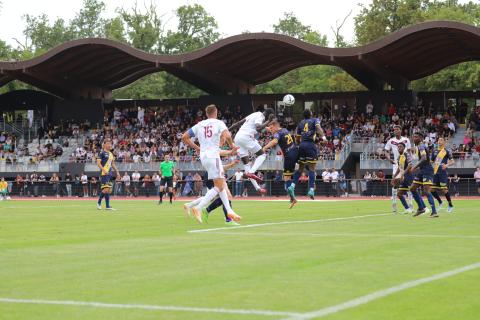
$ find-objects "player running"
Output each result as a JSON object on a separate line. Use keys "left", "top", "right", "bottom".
{"left": 410, "top": 132, "right": 438, "bottom": 218}
{"left": 96, "top": 139, "right": 121, "bottom": 211}
{"left": 263, "top": 119, "right": 299, "bottom": 208}
{"left": 430, "top": 137, "right": 455, "bottom": 212}
{"left": 288, "top": 109, "right": 327, "bottom": 200}
{"left": 182, "top": 104, "right": 241, "bottom": 223}
{"left": 391, "top": 142, "right": 414, "bottom": 214}
{"left": 229, "top": 107, "right": 275, "bottom": 195}
{"left": 384, "top": 125, "right": 413, "bottom": 213}
{"left": 158, "top": 154, "right": 175, "bottom": 204}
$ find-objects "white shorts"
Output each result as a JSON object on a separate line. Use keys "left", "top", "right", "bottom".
{"left": 234, "top": 133, "right": 262, "bottom": 157}
{"left": 201, "top": 156, "right": 224, "bottom": 180}
{"left": 392, "top": 164, "right": 399, "bottom": 177}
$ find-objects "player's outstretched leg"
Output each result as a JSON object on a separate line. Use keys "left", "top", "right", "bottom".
{"left": 191, "top": 187, "right": 220, "bottom": 223}
{"left": 287, "top": 169, "right": 301, "bottom": 199}
{"left": 97, "top": 191, "right": 105, "bottom": 210}
{"left": 425, "top": 190, "right": 438, "bottom": 218}
{"left": 411, "top": 186, "right": 427, "bottom": 217}
{"left": 307, "top": 168, "right": 316, "bottom": 200}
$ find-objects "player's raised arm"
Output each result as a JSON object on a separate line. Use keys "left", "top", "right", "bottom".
{"left": 255, "top": 108, "right": 275, "bottom": 132}
{"left": 263, "top": 137, "right": 279, "bottom": 152}
{"left": 315, "top": 119, "right": 327, "bottom": 142}
{"left": 182, "top": 128, "right": 200, "bottom": 154}
{"left": 228, "top": 118, "right": 246, "bottom": 131}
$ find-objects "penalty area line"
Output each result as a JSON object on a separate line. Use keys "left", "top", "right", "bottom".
{"left": 282, "top": 261, "right": 480, "bottom": 320}
{"left": 0, "top": 298, "right": 301, "bottom": 317}
{"left": 188, "top": 213, "right": 391, "bottom": 233}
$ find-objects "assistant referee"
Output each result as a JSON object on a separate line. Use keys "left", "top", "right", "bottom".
{"left": 159, "top": 154, "right": 175, "bottom": 204}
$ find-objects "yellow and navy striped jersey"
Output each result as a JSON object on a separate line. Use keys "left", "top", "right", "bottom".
{"left": 431, "top": 147, "right": 452, "bottom": 174}
{"left": 99, "top": 150, "right": 115, "bottom": 176}
{"left": 296, "top": 118, "right": 321, "bottom": 142}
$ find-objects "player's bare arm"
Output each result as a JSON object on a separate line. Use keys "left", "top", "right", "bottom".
{"left": 223, "top": 160, "right": 240, "bottom": 171}
{"left": 315, "top": 124, "right": 327, "bottom": 142}
{"left": 385, "top": 150, "right": 395, "bottom": 164}
{"left": 411, "top": 153, "right": 427, "bottom": 172}
{"left": 443, "top": 158, "right": 455, "bottom": 170}
{"left": 228, "top": 118, "right": 246, "bottom": 131}
{"left": 182, "top": 130, "right": 201, "bottom": 154}
{"left": 111, "top": 161, "right": 121, "bottom": 178}
{"left": 96, "top": 159, "right": 108, "bottom": 175}
{"left": 263, "top": 138, "right": 278, "bottom": 152}
{"left": 255, "top": 114, "right": 275, "bottom": 132}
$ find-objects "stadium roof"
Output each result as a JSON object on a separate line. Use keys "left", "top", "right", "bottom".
{"left": 0, "top": 20, "right": 479, "bottom": 99}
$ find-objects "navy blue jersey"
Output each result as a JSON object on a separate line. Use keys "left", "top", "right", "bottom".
{"left": 99, "top": 150, "right": 115, "bottom": 176}
{"left": 296, "top": 118, "right": 321, "bottom": 142}
{"left": 274, "top": 128, "right": 296, "bottom": 153}
{"left": 431, "top": 147, "right": 452, "bottom": 175}
{"left": 397, "top": 152, "right": 412, "bottom": 172}
{"left": 415, "top": 144, "right": 433, "bottom": 174}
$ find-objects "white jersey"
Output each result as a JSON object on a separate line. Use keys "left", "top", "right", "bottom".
{"left": 190, "top": 118, "right": 228, "bottom": 158}
{"left": 237, "top": 112, "right": 265, "bottom": 137}
{"left": 385, "top": 136, "right": 411, "bottom": 162}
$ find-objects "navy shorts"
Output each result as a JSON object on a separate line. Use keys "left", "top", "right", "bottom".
{"left": 398, "top": 174, "right": 413, "bottom": 191}
{"left": 298, "top": 141, "right": 318, "bottom": 164}
{"left": 100, "top": 175, "right": 113, "bottom": 189}
{"left": 206, "top": 179, "right": 214, "bottom": 189}
{"left": 283, "top": 147, "right": 299, "bottom": 176}
{"left": 432, "top": 174, "right": 448, "bottom": 190}
{"left": 413, "top": 172, "right": 433, "bottom": 186}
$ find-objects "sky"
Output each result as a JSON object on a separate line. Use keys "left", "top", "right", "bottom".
{"left": 0, "top": 0, "right": 367, "bottom": 47}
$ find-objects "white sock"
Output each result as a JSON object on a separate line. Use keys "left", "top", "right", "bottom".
{"left": 187, "top": 197, "right": 202, "bottom": 208}
{"left": 391, "top": 188, "right": 397, "bottom": 204}
{"left": 407, "top": 192, "right": 413, "bottom": 207}
{"left": 243, "top": 163, "right": 251, "bottom": 172}
{"left": 194, "top": 187, "right": 219, "bottom": 209}
{"left": 250, "top": 178, "right": 260, "bottom": 190}
{"left": 218, "top": 189, "right": 234, "bottom": 214}
{"left": 249, "top": 154, "right": 267, "bottom": 173}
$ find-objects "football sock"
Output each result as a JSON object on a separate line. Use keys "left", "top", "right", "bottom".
{"left": 425, "top": 192, "right": 437, "bottom": 213}
{"left": 105, "top": 193, "right": 110, "bottom": 208}
{"left": 195, "top": 187, "right": 219, "bottom": 209}
{"left": 218, "top": 189, "right": 234, "bottom": 213}
{"left": 399, "top": 195, "right": 409, "bottom": 210}
{"left": 97, "top": 192, "right": 104, "bottom": 205}
{"left": 431, "top": 191, "right": 443, "bottom": 205}
{"left": 391, "top": 188, "right": 397, "bottom": 204}
{"left": 250, "top": 179, "right": 261, "bottom": 190}
{"left": 206, "top": 197, "right": 223, "bottom": 213}
{"left": 445, "top": 192, "right": 453, "bottom": 207}
{"left": 169, "top": 192, "right": 173, "bottom": 203}
{"left": 411, "top": 190, "right": 425, "bottom": 209}
{"left": 308, "top": 170, "right": 316, "bottom": 190}
{"left": 292, "top": 171, "right": 301, "bottom": 186}
{"left": 285, "top": 180, "right": 292, "bottom": 190}
{"left": 407, "top": 191, "right": 414, "bottom": 207}
{"left": 159, "top": 191, "right": 163, "bottom": 203}
{"left": 223, "top": 200, "right": 232, "bottom": 222}
{"left": 249, "top": 154, "right": 267, "bottom": 173}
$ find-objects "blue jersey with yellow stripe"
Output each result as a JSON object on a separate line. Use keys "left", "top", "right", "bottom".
{"left": 296, "top": 118, "right": 321, "bottom": 143}
{"left": 99, "top": 150, "right": 115, "bottom": 176}
{"left": 431, "top": 147, "right": 452, "bottom": 176}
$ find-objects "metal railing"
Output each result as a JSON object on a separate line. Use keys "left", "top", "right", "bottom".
{"left": 2, "top": 178, "right": 479, "bottom": 198}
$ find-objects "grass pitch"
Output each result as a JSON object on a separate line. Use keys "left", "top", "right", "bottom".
{"left": 0, "top": 199, "right": 479, "bottom": 320}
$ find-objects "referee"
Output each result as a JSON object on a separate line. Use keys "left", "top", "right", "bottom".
{"left": 159, "top": 154, "right": 175, "bottom": 204}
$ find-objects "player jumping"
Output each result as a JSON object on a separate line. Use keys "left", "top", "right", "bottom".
{"left": 288, "top": 109, "right": 327, "bottom": 200}
{"left": 182, "top": 104, "right": 241, "bottom": 223}
{"left": 97, "top": 139, "right": 121, "bottom": 211}
{"left": 263, "top": 119, "right": 299, "bottom": 208}
{"left": 431, "top": 137, "right": 455, "bottom": 213}
{"left": 385, "top": 125, "right": 413, "bottom": 213}
{"left": 229, "top": 107, "right": 275, "bottom": 195}
{"left": 391, "top": 142, "right": 414, "bottom": 214}
{"left": 410, "top": 132, "right": 438, "bottom": 218}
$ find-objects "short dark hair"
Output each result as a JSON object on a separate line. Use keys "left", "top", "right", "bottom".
{"left": 264, "top": 108, "right": 274, "bottom": 118}
{"left": 414, "top": 132, "right": 424, "bottom": 138}
{"left": 303, "top": 109, "right": 312, "bottom": 119}
{"left": 398, "top": 142, "right": 405, "bottom": 148}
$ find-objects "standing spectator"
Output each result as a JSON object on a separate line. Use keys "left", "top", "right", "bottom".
{"left": 193, "top": 172, "right": 203, "bottom": 196}
{"left": 114, "top": 174, "right": 123, "bottom": 196}
{"left": 376, "top": 170, "right": 386, "bottom": 196}
{"left": 363, "top": 171, "right": 372, "bottom": 196}
{"left": 81, "top": 172, "right": 89, "bottom": 197}
{"left": 338, "top": 170, "right": 348, "bottom": 197}
{"left": 64, "top": 172, "right": 72, "bottom": 197}
{"left": 474, "top": 167, "right": 480, "bottom": 195}
{"left": 143, "top": 174, "right": 152, "bottom": 197}
{"left": 366, "top": 100, "right": 374, "bottom": 116}
{"left": 15, "top": 175, "right": 25, "bottom": 197}
{"left": 152, "top": 173, "right": 161, "bottom": 196}
{"left": 31, "top": 171, "right": 39, "bottom": 197}
{"left": 274, "top": 170, "right": 283, "bottom": 196}
{"left": 322, "top": 169, "right": 331, "bottom": 197}
{"left": 449, "top": 174, "right": 460, "bottom": 197}
{"left": 132, "top": 170, "right": 141, "bottom": 197}
{"left": 91, "top": 176, "right": 98, "bottom": 197}
{"left": 182, "top": 172, "right": 193, "bottom": 196}
{"left": 331, "top": 168, "right": 339, "bottom": 197}
{"left": 122, "top": 172, "right": 131, "bottom": 196}
{"left": 234, "top": 169, "right": 244, "bottom": 197}
{"left": 50, "top": 173, "right": 60, "bottom": 198}
{"left": 38, "top": 174, "right": 46, "bottom": 197}
{"left": 74, "top": 174, "right": 81, "bottom": 197}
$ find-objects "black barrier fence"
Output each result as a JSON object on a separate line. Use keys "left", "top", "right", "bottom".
{"left": 2, "top": 179, "right": 480, "bottom": 198}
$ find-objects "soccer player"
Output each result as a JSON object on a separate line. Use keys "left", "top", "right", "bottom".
{"left": 288, "top": 109, "right": 327, "bottom": 200}
{"left": 0, "top": 177, "right": 10, "bottom": 200}
{"left": 431, "top": 137, "right": 455, "bottom": 212}
{"left": 158, "top": 154, "right": 175, "bottom": 204}
{"left": 410, "top": 132, "right": 438, "bottom": 218}
{"left": 182, "top": 104, "right": 241, "bottom": 223}
{"left": 96, "top": 139, "right": 121, "bottom": 210}
{"left": 229, "top": 107, "right": 275, "bottom": 195}
{"left": 385, "top": 125, "right": 412, "bottom": 213}
{"left": 263, "top": 119, "right": 299, "bottom": 208}
{"left": 391, "top": 142, "right": 413, "bottom": 214}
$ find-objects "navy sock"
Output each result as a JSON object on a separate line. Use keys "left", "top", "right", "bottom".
{"left": 399, "top": 195, "right": 409, "bottom": 209}
{"left": 411, "top": 190, "right": 425, "bottom": 209}
{"left": 308, "top": 170, "right": 316, "bottom": 190}
{"left": 159, "top": 191, "right": 163, "bottom": 202}
{"left": 285, "top": 180, "right": 292, "bottom": 190}
{"left": 169, "top": 192, "right": 173, "bottom": 203}
{"left": 97, "top": 192, "right": 105, "bottom": 205}
{"left": 426, "top": 192, "right": 436, "bottom": 213}
{"left": 445, "top": 192, "right": 453, "bottom": 207}
{"left": 223, "top": 200, "right": 232, "bottom": 222}
{"left": 431, "top": 191, "right": 442, "bottom": 205}
{"left": 105, "top": 193, "right": 110, "bottom": 208}
{"left": 206, "top": 197, "right": 223, "bottom": 213}
{"left": 292, "top": 171, "right": 301, "bottom": 185}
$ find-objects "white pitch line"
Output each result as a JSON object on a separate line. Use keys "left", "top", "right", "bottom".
{"left": 283, "top": 262, "right": 480, "bottom": 320}
{"left": 210, "top": 231, "right": 480, "bottom": 240}
{"left": 0, "top": 298, "right": 301, "bottom": 317}
{"left": 188, "top": 213, "right": 391, "bottom": 233}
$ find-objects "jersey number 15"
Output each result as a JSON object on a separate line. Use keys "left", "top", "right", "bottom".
{"left": 204, "top": 125, "right": 213, "bottom": 138}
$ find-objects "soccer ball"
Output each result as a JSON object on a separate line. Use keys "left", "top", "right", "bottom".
{"left": 283, "top": 94, "right": 295, "bottom": 106}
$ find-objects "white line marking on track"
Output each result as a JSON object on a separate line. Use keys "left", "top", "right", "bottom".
{"left": 0, "top": 298, "right": 301, "bottom": 317}
{"left": 209, "top": 231, "right": 480, "bottom": 239}
{"left": 188, "top": 213, "right": 391, "bottom": 233}
{"left": 283, "top": 262, "right": 480, "bottom": 320}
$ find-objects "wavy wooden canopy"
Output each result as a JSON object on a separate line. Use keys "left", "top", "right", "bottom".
{"left": 0, "top": 21, "right": 479, "bottom": 98}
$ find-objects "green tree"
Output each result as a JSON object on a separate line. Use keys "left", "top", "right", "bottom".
{"left": 71, "top": 0, "right": 107, "bottom": 38}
